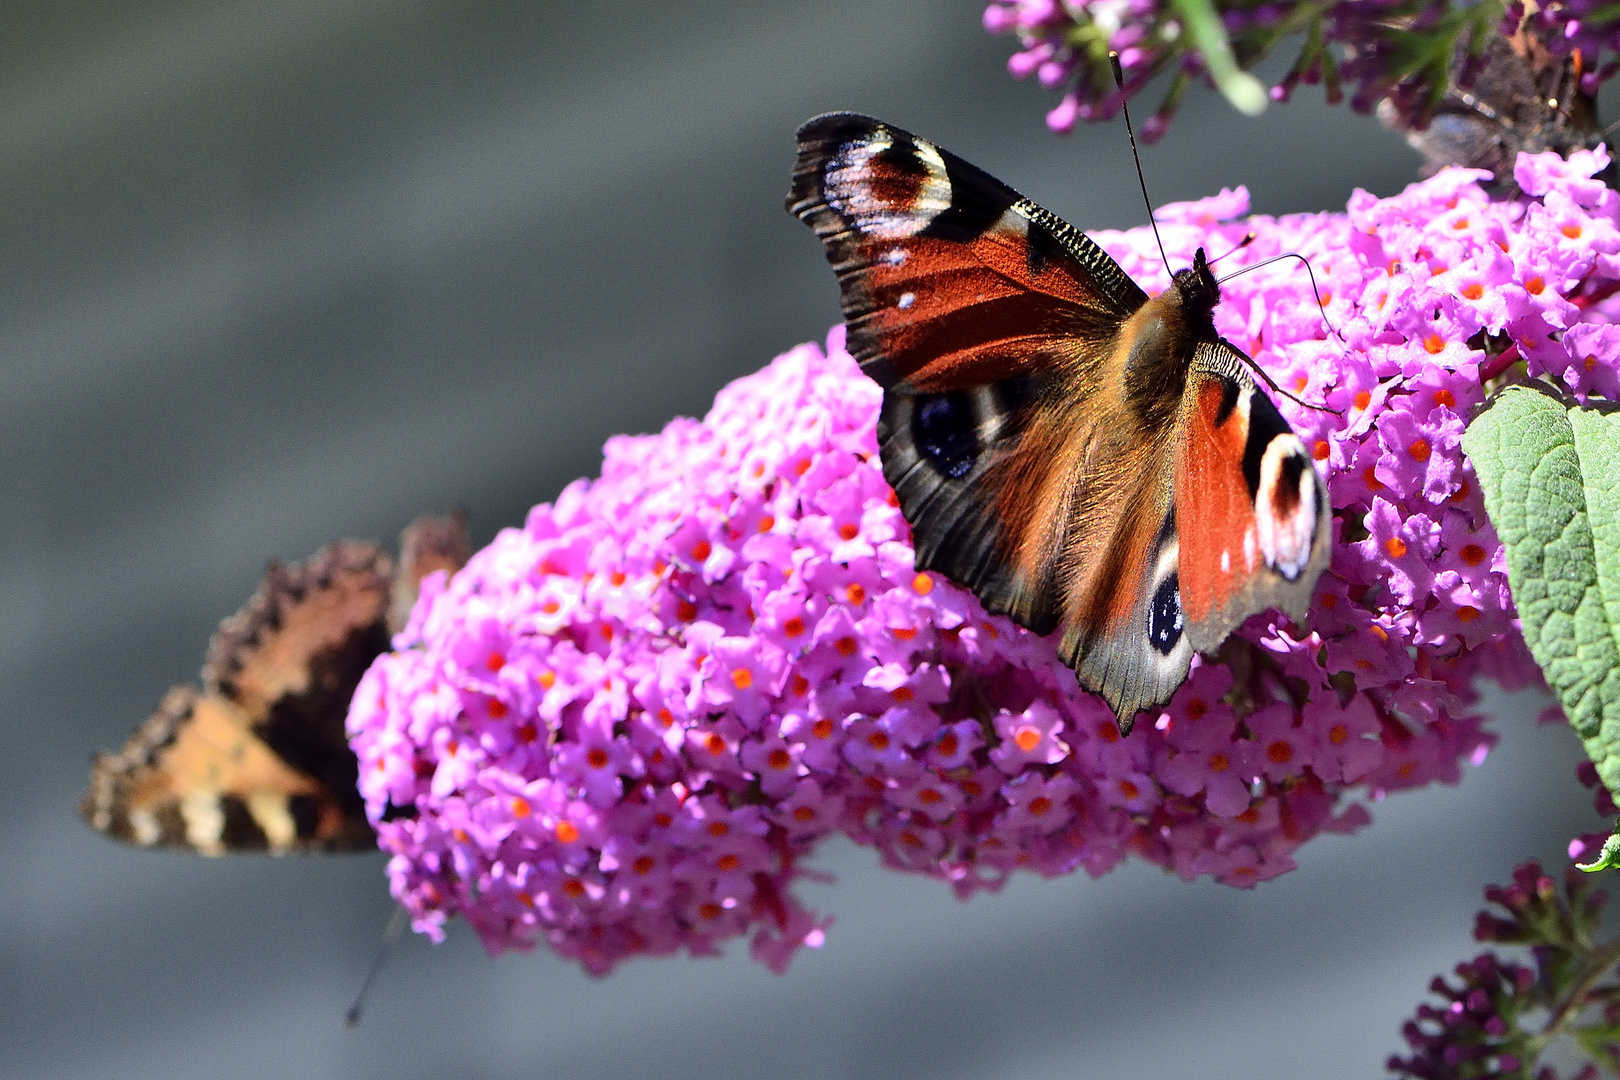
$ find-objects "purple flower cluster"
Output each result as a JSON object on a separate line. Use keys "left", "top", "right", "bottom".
{"left": 985, "top": 0, "right": 1620, "bottom": 141}
{"left": 982, "top": 0, "right": 1173, "bottom": 136}
{"left": 1389, "top": 951, "right": 1538, "bottom": 1079}
{"left": 347, "top": 149, "right": 1619, "bottom": 975}
{"left": 1390, "top": 861, "right": 1616, "bottom": 1080}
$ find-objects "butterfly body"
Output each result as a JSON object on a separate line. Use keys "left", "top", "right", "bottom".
{"left": 788, "top": 113, "right": 1330, "bottom": 732}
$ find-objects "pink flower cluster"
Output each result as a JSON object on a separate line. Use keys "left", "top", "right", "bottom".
{"left": 347, "top": 148, "right": 1619, "bottom": 976}
{"left": 983, "top": 0, "right": 1185, "bottom": 137}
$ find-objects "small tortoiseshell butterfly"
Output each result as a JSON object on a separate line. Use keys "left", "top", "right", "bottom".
{"left": 81, "top": 512, "right": 469, "bottom": 854}
{"left": 1390, "top": 29, "right": 1606, "bottom": 191}
{"left": 787, "top": 113, "right": 1330, "bottom": 733}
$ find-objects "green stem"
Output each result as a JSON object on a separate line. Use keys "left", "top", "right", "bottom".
{"left": 1169, "top": 0, "right": 1267, "bottom": 115}
{"left": 1541, "top": 935, "right": 1620, "bottom": 1039}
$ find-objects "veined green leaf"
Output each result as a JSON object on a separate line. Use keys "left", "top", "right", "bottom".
{"left": 1462, "top": 386, "right": 1620, "bottom": 860}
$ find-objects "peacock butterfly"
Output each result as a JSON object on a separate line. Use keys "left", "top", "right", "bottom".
{"left": 786, "top": 113, "right": 1330, "bottom": 734}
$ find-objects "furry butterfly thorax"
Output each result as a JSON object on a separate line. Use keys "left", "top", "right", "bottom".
{"left": 787, "top": 113, "right": 1331, "bottom": 734}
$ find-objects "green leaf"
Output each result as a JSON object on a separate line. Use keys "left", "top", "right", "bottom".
{"left": 1168, "top": 0, "right": 1267, "bottom": 116}
{"left": 1461, "top": 386, "right": 1620, "bottom": 801}
{"left": 1572, "top": 406, "right": 1620, "bottom": 665}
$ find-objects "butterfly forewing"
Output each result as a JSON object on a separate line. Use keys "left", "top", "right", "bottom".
{"left": 787, "top": 113, "right": 1146, "bottom": 392}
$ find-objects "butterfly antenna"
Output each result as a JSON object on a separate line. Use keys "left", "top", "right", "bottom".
{"left": 1207, "top": 231, "right": 1256, "bottom": 268}
{"left": 1216, "top": 251, "right": 1343, "bottom": 415}
{"left": 344, "top": 905, "right": 411, "bottom": 1029}
{"left": 1218, "top": 251, "right": 1344, "bottom": 343}
{"left": 1110, "top": 52, "right": 1172, "bottom": 279}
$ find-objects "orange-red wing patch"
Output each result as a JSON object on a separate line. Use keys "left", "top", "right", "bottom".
{"left": 1175, "top": 371, "right": 1259, "bottom": 627}
{"left": 855, "top": 227, "right": 1127, "bottom": 393}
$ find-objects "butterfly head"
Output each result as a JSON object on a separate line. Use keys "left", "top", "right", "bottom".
{"left": 1171, "top": 247, "right": 1220, "bottom": 320}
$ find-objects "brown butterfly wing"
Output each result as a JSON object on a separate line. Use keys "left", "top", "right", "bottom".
{"left": 1173, "top": 341, "right": 1330, "bottom": 651}
{"left": 788, "top": 113, "right": 1149, "bottom": 630}
{"left": 82, "top": 513, "right": 471, "bottom": 854}
{"left": 82, "top": 542, "right": 390, "bottom": 854}
{"left": 1053, "top": 442, "right": 1194, "bottom": 727}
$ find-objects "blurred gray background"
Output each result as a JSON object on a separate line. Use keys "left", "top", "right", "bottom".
{"left": 0, "top": 2, "right": 1600, "bottom": 1078}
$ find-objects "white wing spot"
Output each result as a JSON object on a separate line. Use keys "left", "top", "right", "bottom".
{"left": 897, "top": 292, "right": 915, "bottom": 309}
{"left": 129, "top": 809, "right": 161, "bottom": 846}
{"left": 180, "top": 792, "right": 226, "bottom": 855}
{"left": 825, "top": 132, "right": 952, "bottom": 240}
{"left": 1220, "top": 550, "right": 1230, "bottom": 574}
{"left": 247, "top": 790, "right": 300, "bottom": 852}
{"left": 882, "top": 248, "right": 907, "bottom": 266}
{"left": 1255, "top": 435, "right": 1318, "bottom": 579}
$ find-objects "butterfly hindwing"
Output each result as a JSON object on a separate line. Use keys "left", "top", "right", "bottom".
{"left": 878, "top": 377, "right": 1064, "bottom": 634}
{"left": 1174, "top": 341, "right": 1330, "bottom": 651}
{"left": 1057, "top": 448, "right": 1195, "bottom": 724}
{"left": 82, "top": 513, "right": 470, "bottom": 855}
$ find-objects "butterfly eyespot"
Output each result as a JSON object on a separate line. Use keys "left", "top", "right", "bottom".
{"left": 1148, "top": 573, "right": 1183, "bottom": 656}
{"left": 912, "top": 393, "right": 978, "bottom": 479}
